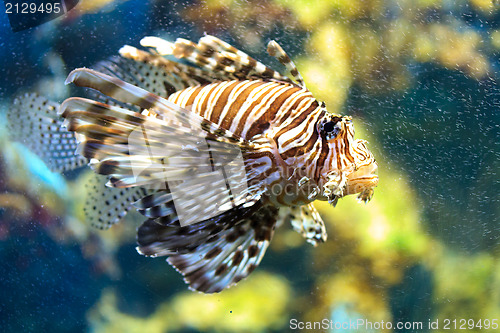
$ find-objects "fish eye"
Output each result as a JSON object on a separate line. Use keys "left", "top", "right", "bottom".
{"left": 323, "top": 121, "right": 336, "bottom": 133}
{"left": 320, "top": 116, "right": 342, "bottom": 140}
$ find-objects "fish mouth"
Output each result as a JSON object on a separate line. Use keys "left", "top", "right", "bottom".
{"left": 321, "top": 163, "right": 378, "bottom": 205}
{"left": 345, "top": 163, "right": 379, "bottom": 203}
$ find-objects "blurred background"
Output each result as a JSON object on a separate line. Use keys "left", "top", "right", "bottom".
{"left": 0, "top": 0, "right": 499, "bottom": 332}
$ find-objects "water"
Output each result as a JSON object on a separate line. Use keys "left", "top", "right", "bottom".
{"left": 0, "top": 1, "right": 499, "bottom": 332}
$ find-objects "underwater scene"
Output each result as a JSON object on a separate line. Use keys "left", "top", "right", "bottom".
{"left": 0, "top": 0, "right": 499, "bottom": 332}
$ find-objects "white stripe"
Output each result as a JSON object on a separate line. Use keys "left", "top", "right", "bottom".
{"left": 218, "top": 80, "right": 259, "bottom": 127}
{"left": 191, "top": 83, "right": 217, "bottom": 117}
{"left": 235, "top": 83, "right": 289, "bottom": 137}
{"left": 272, "top": 90, "right": 312, "bottom": 126}
{"left": 239, "top": 84, "right": 293, "bottom": 137}
{"left": 277, "top": 107, "right": 322, "bottom": 154}
{"left": 229, "top": 82, "right": 276, "bottom": 132}
{"left": 205, "top": 81, "right": 235, "bottom": 119}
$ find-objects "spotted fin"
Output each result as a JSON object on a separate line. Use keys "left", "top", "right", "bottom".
{"left": 84, "top": 173, "right": 148, "bottom": 229}
{"left": 92, "top": 55, "right": 206, "bottom": 105}
{"left": 7, "top": 93, "right": 87, "bottom": 173}
{"left": 137, "top": 201, "right": 279, "bottom": 293}
{"left": 117, "top": 46, "right": 216, "bottom": 88}
{"left": 289, "top": 203, "right": 327, "bottom": 246}
{"left": 7, "top": 93, "right": 148, "bottom": 229}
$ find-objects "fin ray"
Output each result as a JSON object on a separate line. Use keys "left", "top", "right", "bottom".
{"left": 137, "top": 201, "right": 279, "bottom": 293}
{"left": 289, "top": 203, "right": 327, "bottom": 246}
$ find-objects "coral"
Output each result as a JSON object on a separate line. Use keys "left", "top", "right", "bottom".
{"left": 87, "top": 272, "right": 291, "bottom": 332}
{"left": 182, "top": 0, "right": 300, "bottom": 49}
{"left": 180, "top": 0, "right": 497, "bottom": 99}
{"left": 432, "top": 252, "right": 500, "bottom": 325}
{"left": 72, "top": 0, "right": 131, "bottom": 15}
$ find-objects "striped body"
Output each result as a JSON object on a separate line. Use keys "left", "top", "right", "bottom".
{"left": 169, "top": 79, "right": 326, "bottom": 206}
{"left": 169, "top": 80, "right": 315, "bottom": 141}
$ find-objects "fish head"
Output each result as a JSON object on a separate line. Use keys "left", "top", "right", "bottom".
{"left": 315, "top": 112, "right": 378, "bottom": 205}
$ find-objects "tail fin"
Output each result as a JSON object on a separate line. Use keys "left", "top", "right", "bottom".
{"left": 7, "top": 94, "right": 146, "bottom": 229}
{"left": 7, "top": 93, "right": 87, "bottom": 173}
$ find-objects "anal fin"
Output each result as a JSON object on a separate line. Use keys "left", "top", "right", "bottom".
{"left": 137, "top": 200, "right": 279, "bottom": 293}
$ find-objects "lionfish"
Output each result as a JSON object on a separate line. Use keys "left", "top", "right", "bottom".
{"left": 9, "top": 35, "right": 378, "bottom": 293}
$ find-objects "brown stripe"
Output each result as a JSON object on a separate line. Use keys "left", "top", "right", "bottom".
{"left": 233, "top": 275, "right": 245, "bottom": 283}
{"left": 225, "top": 82, "right": 271, "bottom": 133}
{"left": 220, "top": 56, "right": 234, "bottom": 67}
{"left": 204, "top": 247, "right": 222, "bottom": 259}
{"left": 343, "top": 134, "right": 355, "bottom": 163}
{"left": 271, "top": 93, "right": 310, "bottom": 133}
{"left": 196, "top": 276, "right": 216, "bottom": 293}
{"left": 304, "top": 139, "right": 321, "bottom": 172}
{"left": 335, "top": 140, "right": 342, "bottom": 171}
{"left": 239, "top": 58, "right": 257, "bottom": 76}
{"left": 244, "top": 150, "right": 275, "bottom": 162}
{"left": 278, "top": 55, "right": 291, "bottom": 63}
{"left": 136, "top": 93, "right": 156, "bottom": 110}
{"left": 281, "top": 146, "right": 306, "bottom": 162}
{"left": 274, "top": 100, "right": 319, "bottom": 139}
{"left": 214, "top": 264, "right": 228, "bottom": 276}
{"left": 315, "top": 136, "right": 330, "bottom": 180}
{"left": 194, "top": 54, "right": 209, "bottom": 66}
{"left": 261, "top": 67, "right": 275, "bottom": 78}
{"left": 200, "top": 45, "right": 215, "bottom": 58}
{"left": 281, "top": 104, "right": 320, "bottom": 148}
{"left": 184, "top": 86, "right": 205, "bottom": 109}
{"left": 169, "top": 91, "right": 181, "bottom": 104}
{"left": 216, "top": 81, "right": 262, "bottom": 128}
{"left": 247, "top": 263, "right": 257, "bottom": 274}
{"left": 225, "top": 229, "right": 240, "bottom": 243}
{"left": 247, "top": 245, "right": 259, "bottom": 258}
{"left": 243, "top": 84, "right": 300, "bottom": 139}
{"left": 232, "top": 250, "right": 244, "bottom": 267}
{"left": 74, "top": 75, "right": 118, "bottom": 98}
{"left": 281, "top": 134, "right": 317, "bottom": 160}
{"left": 198, "top": 85, "right": 218, "bottom": 118}
{"left": 212, "top": 57, "right": 227, "bottom": 72}
{"left": 208, "top": 81, "right": 240, "bottom": 125}
{"left": 96, "top": 159, "right": 120, "bottom": 175}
